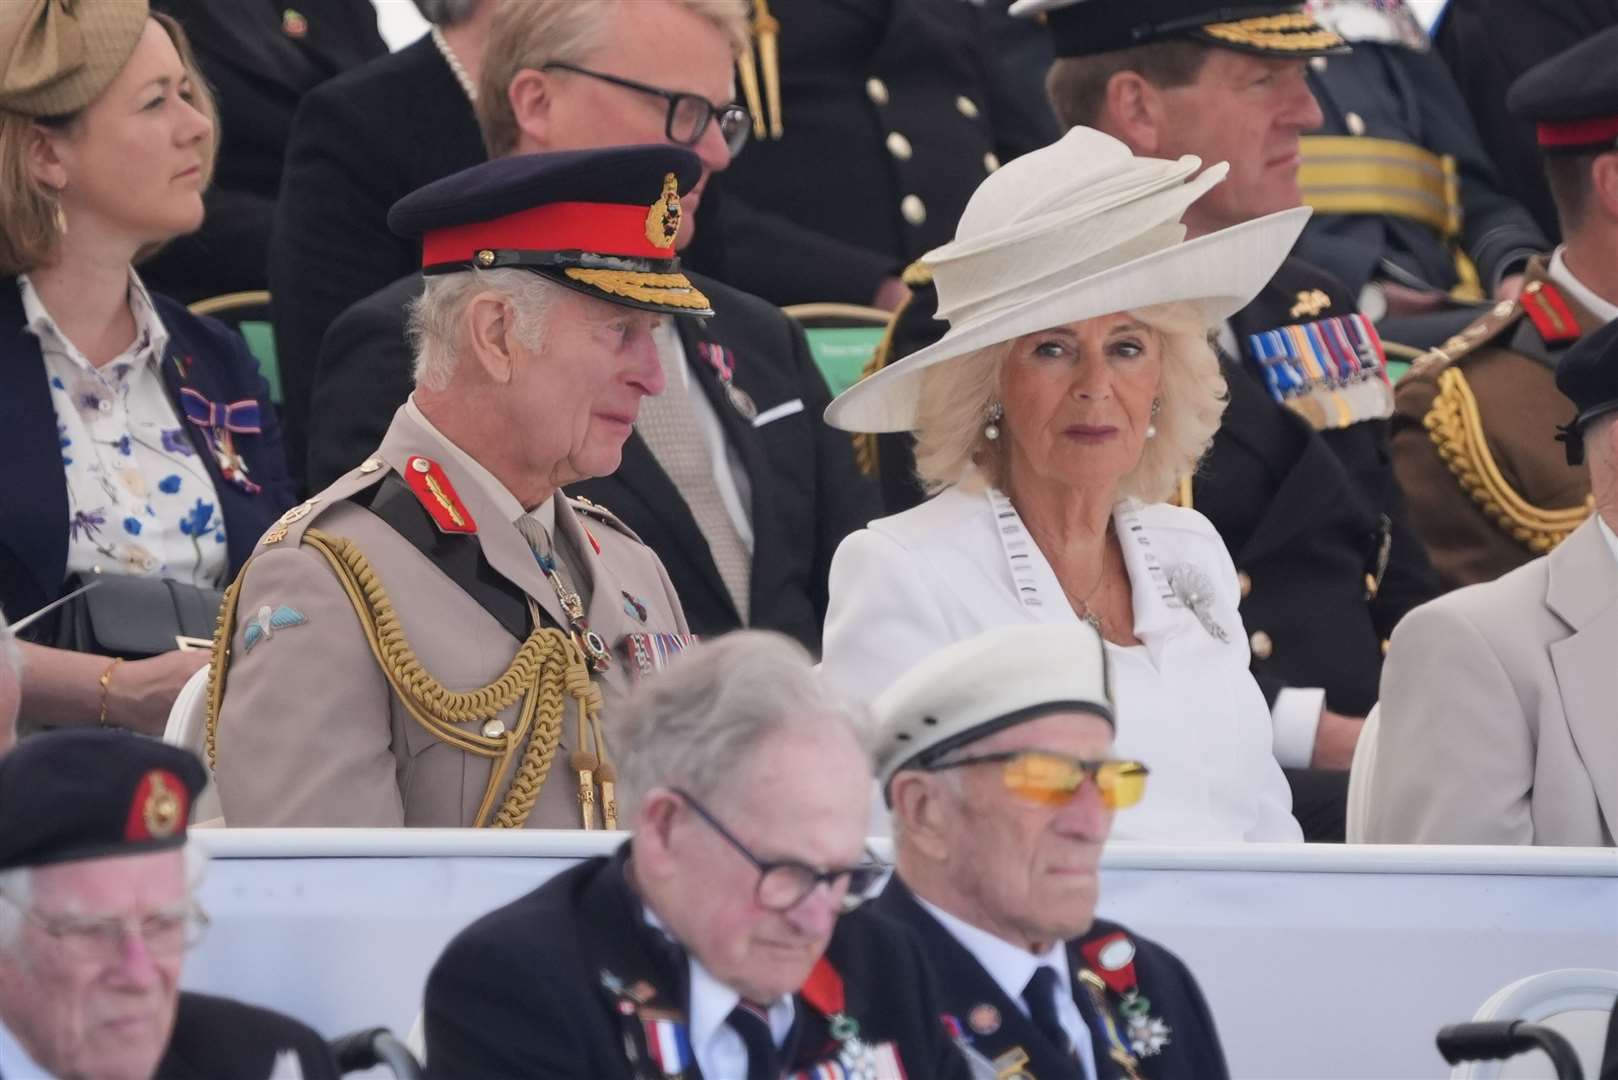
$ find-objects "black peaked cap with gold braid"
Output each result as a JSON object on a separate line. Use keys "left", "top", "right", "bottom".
{"left": 0, "top": 730, "right": 206, "bottom": 869}
{"left": 1012, "top": 0, "right": 1347, "bottom": 59}
{"left": 388, "top": 145, "right": 714, "bottom": 318}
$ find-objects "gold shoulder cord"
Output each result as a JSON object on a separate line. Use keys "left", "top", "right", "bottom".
{"left": 850, "top": 262, "right": 935, "bottom": 478}
{"left": 1424, "top": 368, "right": 1593, "bottom": 553}
{"left": 206, "top": 528, "right": 606, "bottom": 829}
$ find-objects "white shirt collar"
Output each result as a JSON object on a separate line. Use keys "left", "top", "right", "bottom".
{"left": 914, "top": 893, "right": 1072, "bottom": 1010}
{"left": 0, "top": 1014, "right": 58, "bottom": 1079}
{"left": 18, "top": 270, "right": 170, "bottom": 371}
{"left": 405, "top": 395, "right": 555, "bottom": 533}
{"left": 641, "top": 907, "right": 796, "bottom": 1055}
{"left": 1546, "top": 248, "right": 1618, "bottom": 325}
{"left": 1599, "top": 517, "right": 1618, "bottom": 571}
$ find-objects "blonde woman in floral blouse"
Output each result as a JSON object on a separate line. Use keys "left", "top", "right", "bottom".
{"left": 0, "top": 1, "right": 293, "bottom": 735}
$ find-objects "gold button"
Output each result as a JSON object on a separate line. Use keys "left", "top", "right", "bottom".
{"left": 983, "top": 151, "right": 1001, "bottom": 173}
{"left": 885, "top": 131, "right": 912, "bottom": 160}
{"left": 1346, "top": 112, "right": 1366, "bottom": 136}
{"left": 866, "top": 77, "right": 889, "bottom": 106}
{"left": 1237, "top": 571, "right": 1253, "bottom": 599}
{"left": 482, "top": 719, "right": 506, "bottom": 739}
{"left": 1249, "top": 631, "right": 1273, "bottom": 660}
{"left": 411, "top": 458, "right": 431, "bottom": 473}
{"left": 1309, "top": 56, "right": 1328, "bottom": 73}
{"left": 955, "top": 94, "right": 979, "bottom": 119}
{"left": 476, "top": 249, "right": 496, "bottom": 267}
{"left": 1365, "top": 572, "right": 1380, "bottom": 599}
{"left": 1381, "top": 639, "right": 1391, "bottom": 657}
{"left": 900, "top": 194, "right": 927, "bottom": 226}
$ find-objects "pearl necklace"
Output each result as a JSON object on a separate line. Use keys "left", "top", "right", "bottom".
{"left": 430, "top": 25, "right": 476, "bottom": 103}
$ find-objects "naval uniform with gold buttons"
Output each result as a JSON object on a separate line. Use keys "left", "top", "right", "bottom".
{"left": 207, "top": 398, "right": 689, "bottom": 829}
{"left": 713, "top": 0, "right": 1057, "bottom": 307}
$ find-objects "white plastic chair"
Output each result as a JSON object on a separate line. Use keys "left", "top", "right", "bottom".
{"left": 163, "top": 665, "right": 222, "bottom": 824}
{"left": 1345, "top": 702, "right": 1381, "bottom": 843}
{"left": 1449, "top": 969, "right": 1618, "bottom": 1079}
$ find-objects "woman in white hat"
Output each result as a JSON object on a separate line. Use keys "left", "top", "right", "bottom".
{"left": 821, "top": 127, "right": 1306, "bottom": 842}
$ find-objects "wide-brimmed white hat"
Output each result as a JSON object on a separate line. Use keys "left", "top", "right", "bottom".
{"left": 825, "top": 127, "right": 1311, "bottom": 433}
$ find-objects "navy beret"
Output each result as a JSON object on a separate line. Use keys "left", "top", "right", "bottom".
{"left": 1009, "top": 0, "right": 1346, "bottom": 59}
{"left": 1507, "top": 26, "right": 1618, "bottom": 152}
{"left": 388, "top": 145, "right": 712, "bottom": 317}
{"left": 0, "top": 731, "right": 207, "bottom": 870}
{"left": 1555, "top": 317, "right": 1618, "bottom": 465}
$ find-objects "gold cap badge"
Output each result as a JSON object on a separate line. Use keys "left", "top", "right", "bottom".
{"left": 645, "top": 173, "right": 683, "bottom": 250}
{"left": 142, "top": 772, "right": 182, "bottom": 839}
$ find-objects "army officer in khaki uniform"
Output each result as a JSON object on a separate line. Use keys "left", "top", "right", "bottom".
{"left": 208, "top": 147, "right": 705, "bottom": 829}
{"left": 1390, "top": 29, "right": 1618, "bottom": 590}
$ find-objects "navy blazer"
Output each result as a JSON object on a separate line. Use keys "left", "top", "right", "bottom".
{"left": 0, "top": 278, "right": 294, "bottom": 628}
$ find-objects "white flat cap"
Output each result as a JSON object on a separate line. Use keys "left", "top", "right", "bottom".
{"left": 869, "top": 624, "right": 1114, "bottom": 798}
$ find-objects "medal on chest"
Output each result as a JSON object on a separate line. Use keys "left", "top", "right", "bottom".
{"left": 602, "top": 970, "right": 696, "bottom": 1080}
{"left": 697, "top": 341, "right": 757, "bottom": 421}
{"left": 178, "top": 385, "right": 262, "bottom": 495}
{"left": 1080, "top": 932, "right": 1173, "bottom": 1063}
{"left": 790, "top": 958, "right": 907, "bottom": 1080}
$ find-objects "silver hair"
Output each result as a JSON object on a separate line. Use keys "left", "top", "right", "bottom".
{"left": 0, "top": 844, "right": 211, "bottom": 953}
{"left": 411, "top": 0, "right": 482, "bottom": 26}
{"left": 610, "top": 631, "right": 871, "bottom": 819}
{"left": 911, "top": 301, "right": 1227, "bottom": 503}
{"left": 404, "top": 268, "right": 561, "bottom": 391}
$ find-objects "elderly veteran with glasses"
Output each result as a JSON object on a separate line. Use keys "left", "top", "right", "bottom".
{"left": 870, "top": 624, "right": 1229, "bottom": 1080}
{"left": 422, "top": 631, "right": 971, "bottom": 1080}
{"left": 208, "top": 147, "right": 695, "bottom": 830}
{"left": 0, "top": 731, "right": 338, "bottom": 1080}
{"left": 822, "top": 127, "right": 1305, "bottom": 842}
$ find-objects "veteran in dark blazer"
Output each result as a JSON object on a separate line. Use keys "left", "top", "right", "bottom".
{"left": 269, "top": 6, "right": 488, "bottom": 485}
{"left": 424, "top": 633, "right": 970, "bottom": 1079}
{"left": 144, "top": 0, "right": 387, "bottom": 302}
{"left": 867, "top": 626, "right": 1230, "bottom": 1079}
{"left": 1392, "top": 30, "right": 1618, "bottom": 591}
{"left": 209, "top": 151, "right": 697, "bottom": 829}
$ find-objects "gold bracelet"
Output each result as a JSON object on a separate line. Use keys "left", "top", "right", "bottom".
{"left": 98, "top": 657, "right": 124, "bottom": 728}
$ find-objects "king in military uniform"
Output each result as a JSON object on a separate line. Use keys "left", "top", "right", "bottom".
{"left": 1390, "top": 27, "right": 1618, "bottom": 591}
{"left": 207, "top": 147, "right": 705, "bottom": 829}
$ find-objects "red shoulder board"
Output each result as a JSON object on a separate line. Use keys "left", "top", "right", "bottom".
{"left": 1080, "top": 931, "right": 1140, "bottom": 996}
{"left": 404, "top": 456, "right": 477, "bottom": 534}
{"left": 1520, "top": 282, "right": 1581, "bottom": 346}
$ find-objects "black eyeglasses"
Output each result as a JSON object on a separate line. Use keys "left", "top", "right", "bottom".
{"left": 542, "top": 63, "right": 752, "bottom": 157}
{"left": 672, "top": 788, "right": 884, "bottom": 913}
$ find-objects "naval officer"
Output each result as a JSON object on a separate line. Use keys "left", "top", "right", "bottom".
{"left": 208, "top": 147, "right": 699, "bottom": 829}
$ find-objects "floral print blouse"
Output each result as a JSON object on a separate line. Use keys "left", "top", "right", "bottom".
{"left": 20, "top": 274, "right": 229, "bottom": 588}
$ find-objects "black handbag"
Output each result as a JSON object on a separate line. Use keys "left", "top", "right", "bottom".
{"left": 45, "top": 573, "right": 224, "bottom": 659}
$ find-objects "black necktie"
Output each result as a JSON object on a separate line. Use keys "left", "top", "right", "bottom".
{"left": 726, "top": 1001, "right": 782, "bottom": 1080}
{"left": 1023, "top": 966, "right": 1076, "bottom": 1058}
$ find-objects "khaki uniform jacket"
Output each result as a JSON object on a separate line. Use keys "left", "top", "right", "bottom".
{"left": 1391, "top": 259, "right": 1599, "bottom": 590}
{"left": 209, "top": 406, "right": 688, "bottom": 828}
{"left": 1366, "top": 517, "right": 1617, "bottom": 846}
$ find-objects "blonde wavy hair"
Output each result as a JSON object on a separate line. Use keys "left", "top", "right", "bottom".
{"left": 912, "top": 302, "right": 1226, "bottom": 503}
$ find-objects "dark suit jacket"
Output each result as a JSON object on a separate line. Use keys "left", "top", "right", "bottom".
{"left": 156, "top": 991, "right": 340, "bottom": 1080}
{"left": 0, "top": 279, "right": 294, "bottom": 634}
{"left": 268, "top": 32, "right": 485, "bottom": 488}
{"left": 1434, "top": 0, "right": 1618, "bottom": 243}
{"left": 715, "top": 0, "right": 1054, "bottom": 306}
{"left": 143, "top": 0, "right": 387, "bottom": 302}
{"left": 423, "top": 848, "right": 971, "bottom": 1080}
{"left": 307, "top": 271, "right": 879, "bottom": 653}
{"left": 871, "top": 878, "right": 1228, "bottom": 1080}
{"left": 1298, "top": 42, "right": 1547, "bottom": 298}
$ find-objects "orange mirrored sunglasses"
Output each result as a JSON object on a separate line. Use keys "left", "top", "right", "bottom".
{"left": 927, "top": 751, "right": 1149, "bottom": 810}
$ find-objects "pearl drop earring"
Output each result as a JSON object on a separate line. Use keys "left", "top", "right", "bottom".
{"left": 984, "top": 401, "right": 1003, "bottom": 441}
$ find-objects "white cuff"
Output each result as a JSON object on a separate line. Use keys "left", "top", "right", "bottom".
{"left": 1272, "top": 687, "right": 1326, "bottom": 769}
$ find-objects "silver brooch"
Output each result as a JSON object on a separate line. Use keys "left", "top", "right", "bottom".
{"left": 1168, "top": 565, "right": 1229, "bottom": 643}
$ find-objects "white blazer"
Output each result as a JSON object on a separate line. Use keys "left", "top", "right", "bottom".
{"left": 822, "top": 485, "right": 1302, "bottom": 842}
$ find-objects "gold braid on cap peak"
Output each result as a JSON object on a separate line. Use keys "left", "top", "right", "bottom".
{"left": 1424, "top": 368, "right": 1594, "bottom": 554}
{"left": 206, "top": 529, "right": 602, "bottom": 829}
{"left": 563, "top": 268, "right": 713, "bottom": 310}
{"left": 1202, "top": 12, "right": 1344, "bottom": 51}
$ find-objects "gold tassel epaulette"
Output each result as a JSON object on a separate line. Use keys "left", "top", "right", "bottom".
{"left": 1424, "top": 368, "right": 1593, "bottom": 553}
{"left": 850, "top": 261, "right": 933, "bottom": 478}
{"left": 738, "top": 0, "right": 782, "bottom": 139}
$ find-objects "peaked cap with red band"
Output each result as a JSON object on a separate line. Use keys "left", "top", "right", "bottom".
{"left": 1009, "top": 0, "right": 1346, "bottom": 60}
{"left": 1508, "top": 26, "right": 1618, "bottom": 154}
{"left": 387, "top": 145, "right": 714, "bottom": 317}
{"left": 0, "top": 730, "right": 207, "bottom": 869}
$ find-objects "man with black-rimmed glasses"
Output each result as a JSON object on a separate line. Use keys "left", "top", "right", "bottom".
{"left": 0, "top": 731, "right": 338, "bottom": 1080}
{"left": 422, "top": 631, "right": 971, "bottom": 1080}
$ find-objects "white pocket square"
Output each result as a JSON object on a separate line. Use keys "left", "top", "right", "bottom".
{"left": 751, "top": 398, "right": 805, "bottom": 428}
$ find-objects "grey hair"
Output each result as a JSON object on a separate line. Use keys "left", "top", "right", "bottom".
{"left": 404, "top": 268, "right": 561, "bottom": 391}
{"left": 411, "top": 0, "right": 482, "bottom": 26}
{"left": 911, "top": 301, "right": 1227, "bottom": 503}
{"left": 0, "top": 844, "right": 211, "bottom": 952}
{"left": 610, "top": 632, "right": 871, "bottom": 819}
